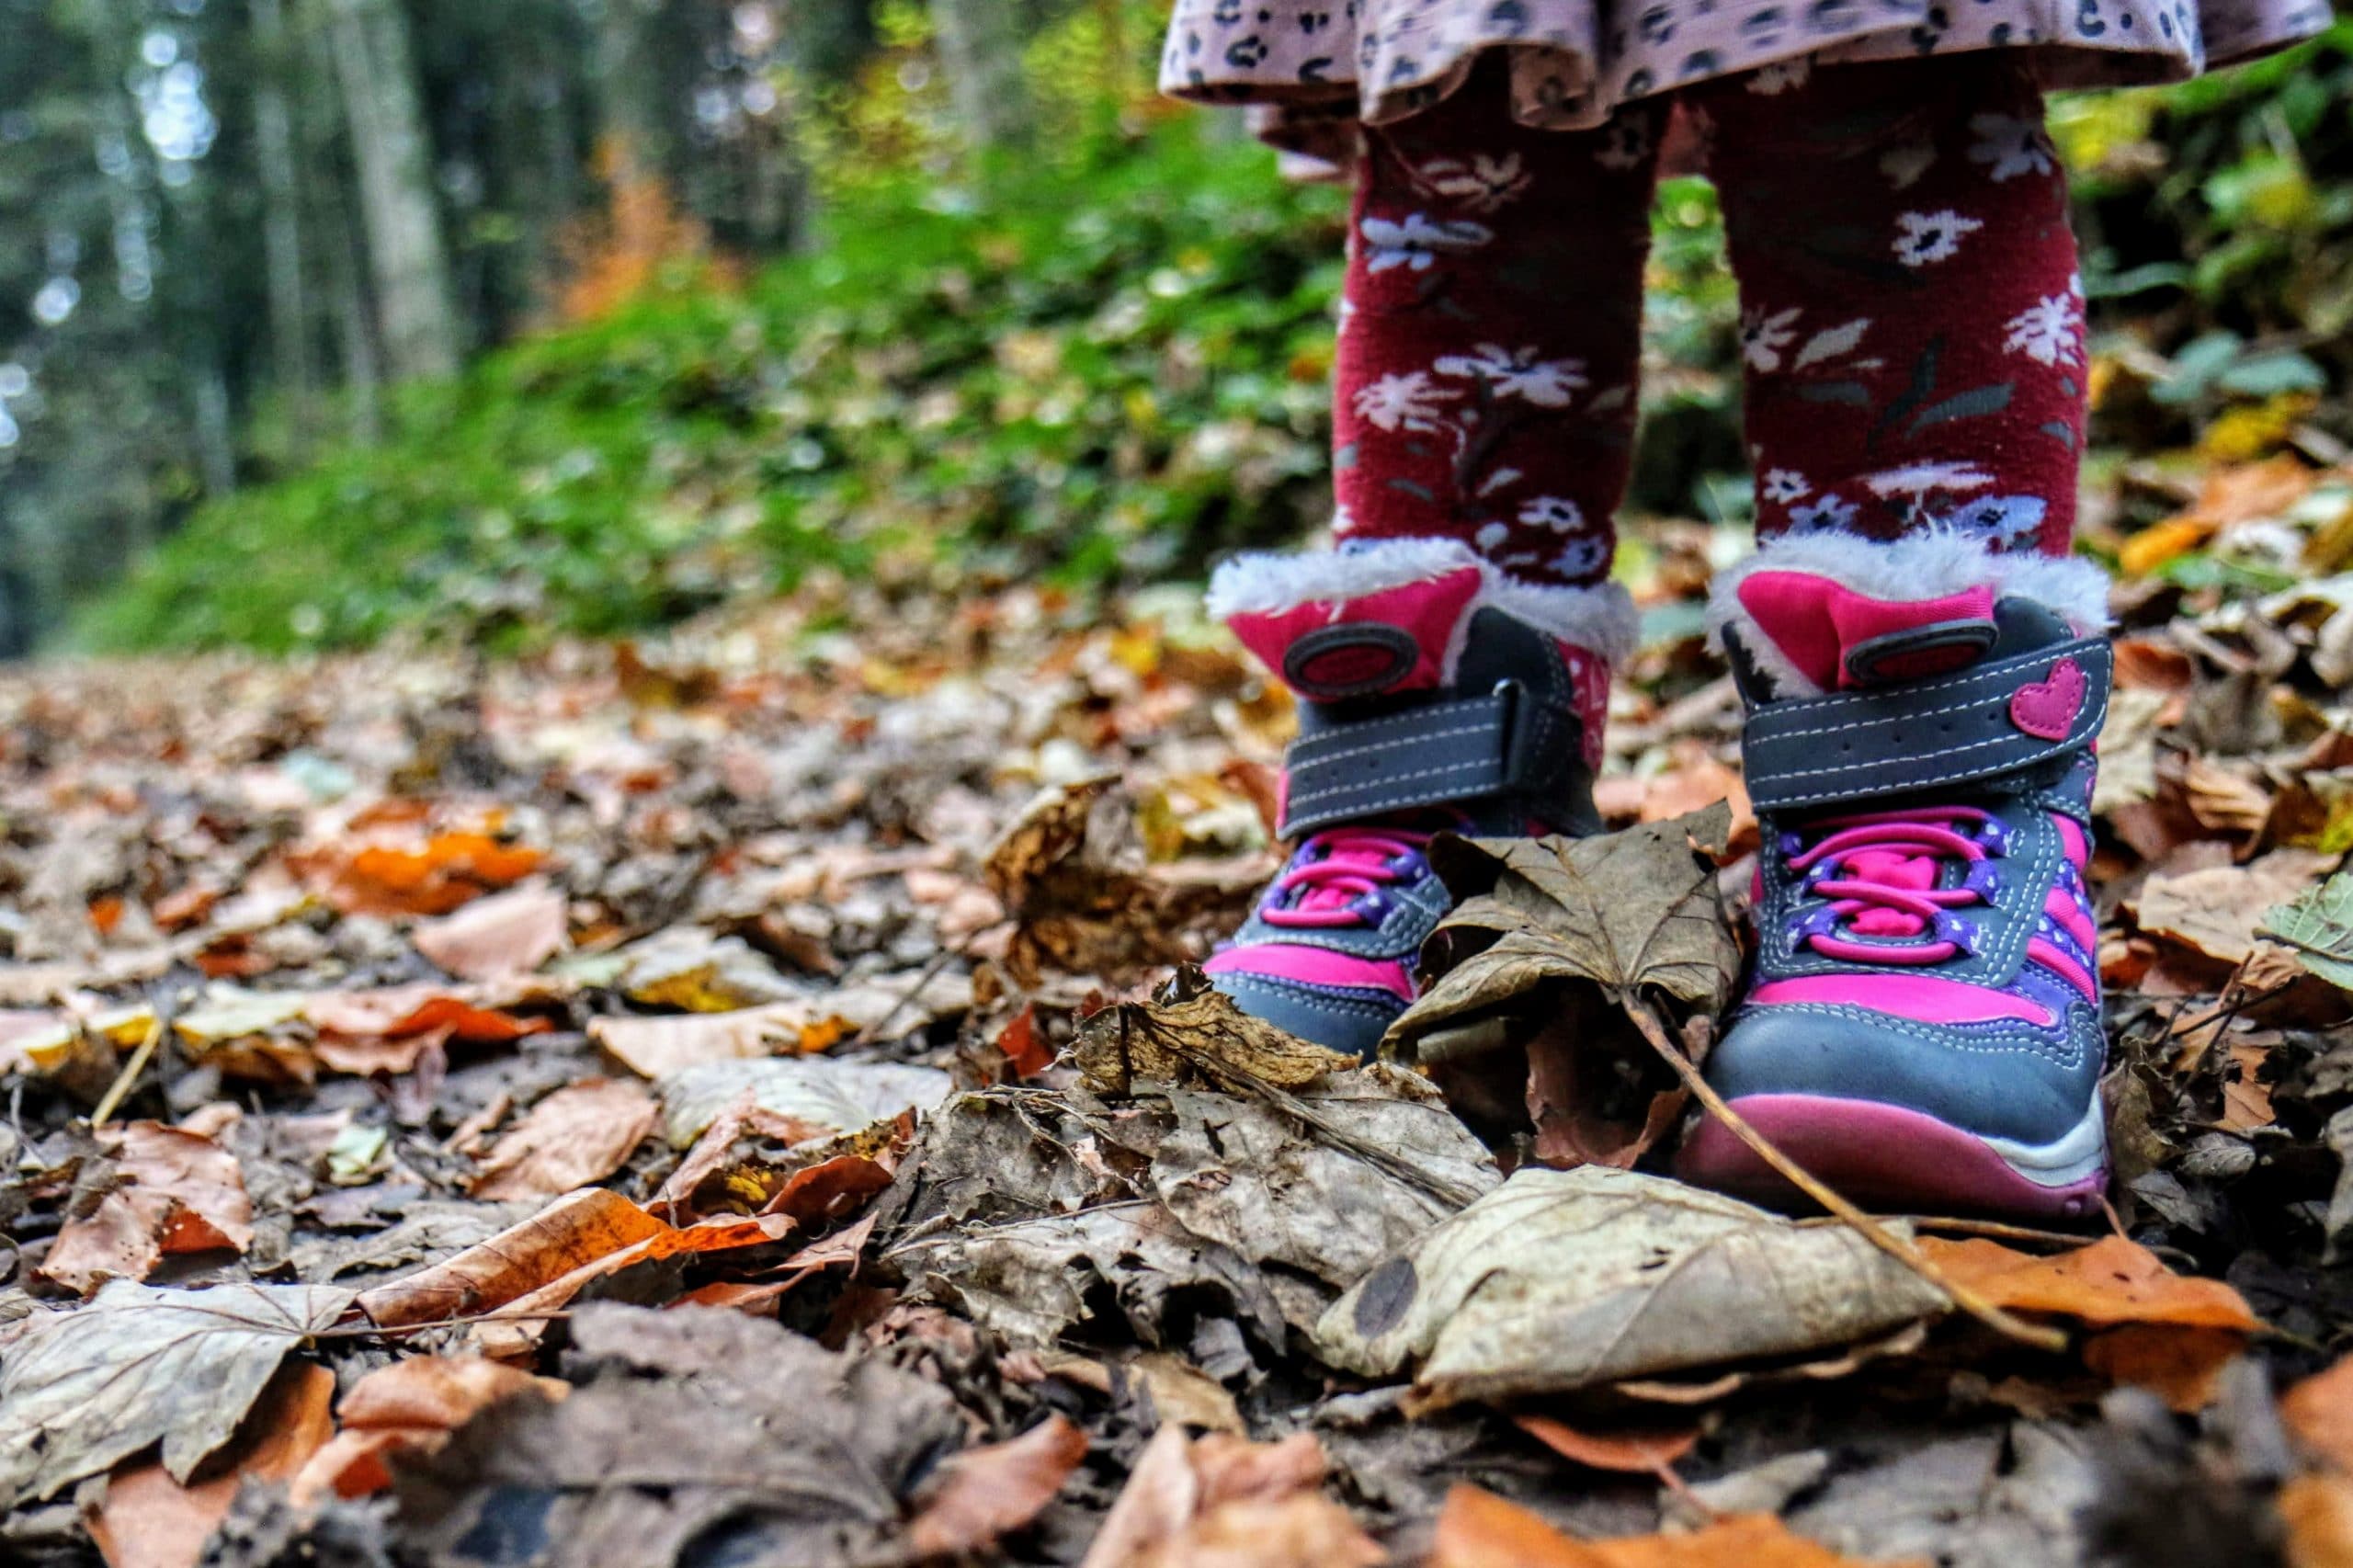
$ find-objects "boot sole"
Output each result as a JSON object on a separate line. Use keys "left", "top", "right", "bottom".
{"left": 1677, "top": 1093, "right": 2108, "bottom": 1221}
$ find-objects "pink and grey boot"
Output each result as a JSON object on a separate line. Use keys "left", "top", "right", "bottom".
{"left": 1677, "top": 530, "right": 2115, "bottom": 1219}
{"left": 1204, "top": 539, "right": 1632, "bottom": 1059}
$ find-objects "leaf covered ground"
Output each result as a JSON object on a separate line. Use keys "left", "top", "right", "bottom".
{"left": 6, "top": 485, "right": 2353, "bottom": 1568}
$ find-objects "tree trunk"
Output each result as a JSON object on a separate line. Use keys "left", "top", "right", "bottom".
{"left": 325, "top": 0, "right": 461, "bottom": 381}
{"left": 930, "top": 0, "right": 1031, "bottom": 153}
{"left": 251, "top": 0, "right": 314, "bottom": 447}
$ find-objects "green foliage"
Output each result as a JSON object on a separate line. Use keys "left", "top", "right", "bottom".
{"left": 75, "top": 120, "right": 1348, "bottom": 653}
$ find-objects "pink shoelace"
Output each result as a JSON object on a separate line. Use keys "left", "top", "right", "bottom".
{"left": 1785, "top": 805, "right": 2007, "bottom": 965}
{"left": 1258, "top": 827, "right": 1434, "bottom": 930}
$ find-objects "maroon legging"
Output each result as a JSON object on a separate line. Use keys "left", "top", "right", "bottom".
{"left": 1332, "top": 54, "right": 2086, "bottom": 586}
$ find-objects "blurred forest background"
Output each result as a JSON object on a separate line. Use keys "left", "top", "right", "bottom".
{"left": 0, "top": 0, "right": 2348, "bottom": 656}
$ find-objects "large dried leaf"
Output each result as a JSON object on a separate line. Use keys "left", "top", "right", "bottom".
{"left": 1314, "top": 1166, "right": 1949, "bottom": 1409}
{"left": 0, "top": 1280, "right": 354, "bottom": 1506}
{"left": 2263, "top": 865, "right": 2353, "bottom": 992}
{"left": 2283, "top": 1354, "right": 2353, "bottom": 1473}
{"left": 2132, "top": 848, "right": 2335, "bottom": 965}
{"left": 1387, "top": 808, "right": 1738, "bottom": 1170}
{"left": 466, "top": 1078, "right": 659, "bottom": 1201}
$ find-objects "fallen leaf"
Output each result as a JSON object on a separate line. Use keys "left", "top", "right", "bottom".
{"left": 40, "top": 1120, "right": 255, "bottom": 1294}
{"left": 2265, "top": 866, "right": 2353, "bottom": 993}
{"left": 311, "top": 830, "right": 546, "bottom": 917}
{"left": 590, "top": 1003, "right": 813, "bottom": 1076}
{"left": 1431, "top": 1484, "right": 1915, "bottom": 1567}
{"left": 908, "top": 1414, "right": 1089, "bottom": 1558}
{"left": 290, "top": 1356, "right": 567, "bottom": 1504}
{"left": 391, "top": 1302, "right": 969, "bottom": 1568}
{"left": 1515, "top": 1413, "right": 1700, "bottom": 1474}
{"left": 1078, "top": 1426, "right": 1378, "bottom": 1568}
{"left": 0, "top": 1280, "right": 355, "bottom": 1507}
{"left": 655, "top": 1056, "right": 955, "bottom": 1148}
{"left": 1911, "top": 1236, "right": 2259, "bottom": 1332}
{"left": 468, "top": 1078, "right": 659, "bottom": 1201}
{"left": 1075, "top": 965, "right": 1360, "bottom": 1096}
{"left": 1388, "top": 807, "right": 1737, "bottom": 1169}
{"left": 1315, "top": 1165, "right": 1949, "bottom": 1411}
{"left": 85, "top": 1362, "right": 336, "bottom": 1568}
{"left": 412, "top": 881, "right": 569, "bottom": 980}
{"left": 2284, "top": 1355, "right": 2353, "bottom": 1474}
{"left": 2131, "top": 849, "right": 2334, "bottom": 967}
{"left": 352, "top": 1187, "right": 786, "bottom": 1333}
{"left": 1915, "top": 1236, "right": 2260, "bottom": 1408}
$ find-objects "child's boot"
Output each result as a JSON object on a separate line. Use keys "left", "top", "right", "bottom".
{"left": 1677, "top": 532, "right": 2113, "bottom": 1218}
{"left": 1205, "top": 539, "right": 1632, "bottom": 1059}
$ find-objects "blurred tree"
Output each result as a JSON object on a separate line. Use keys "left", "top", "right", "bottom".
{"left": 931, "top": 0, "right": 1033, "bottom": 151}
{"left": 324, "top": 0, "right": 462, "bottom": 379}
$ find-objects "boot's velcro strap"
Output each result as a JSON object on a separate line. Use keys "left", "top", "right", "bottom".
{"left": 1743, "top": 637, "right": 2112, "bottom": 814}
{"left": 1280, "top": 682, "right": 1579, "bottom": 838}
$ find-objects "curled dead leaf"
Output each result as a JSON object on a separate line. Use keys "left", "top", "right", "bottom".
{"left": 1431, "top": 1484, "right": 1920, "bottom": 1567}
{"left": 467, "top": 1078, "right": 659, "bottom": 1201}
{"left": 290, "top": 1355, "right": 567, "bottom": 1505}
{"left": 1075, "top": 965, "right": 1359, "bottom": 1096}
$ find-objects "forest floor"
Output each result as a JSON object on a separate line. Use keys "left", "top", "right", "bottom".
{"left": 2, "top": 503, "right": 2352, "bottom": 1568}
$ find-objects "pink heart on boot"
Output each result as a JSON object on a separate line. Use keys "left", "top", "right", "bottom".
{"left": 2009, "top": 656, "right": 2086, "bottom": 740}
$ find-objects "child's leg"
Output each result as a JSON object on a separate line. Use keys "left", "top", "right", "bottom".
{"left": 1678, "top": 61, "right": 2114, "bottom": 1220}
{"left": 1694, "top": 56, "right": 2086, "bottom": 555}
{"left": 1335, "top": 62, "right": 1666, "bottom": 586}
{"left": 1197, "top": 65, "right": 1654, "bottom": 1057}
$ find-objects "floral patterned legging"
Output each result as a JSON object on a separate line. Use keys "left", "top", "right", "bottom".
{"left": 1333, "top": 54, "right": 2087, "bottom": 587}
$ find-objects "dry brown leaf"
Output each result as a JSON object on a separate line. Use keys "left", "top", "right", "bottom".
{"left": 353, "top": 1187, "right": 786, "bottom": 1333}
{"left": 2284, "top": 1355, "right": 2353, "bottom": 1474}
{"left": 468, "top": 1079, "right": 659, "bottom": 1201}
{"left": 40, "top": 1122, "right": 255, "bottom": 1295}
{"left": 304, "top": 985, "right": 552, "bottom": 1041}
{"left": 907, "top": 1414, "right": 1089, "bottom": 1558}
{"left": 1515, "top": 1413, "right": 1699, "bottom": 1474}
{"left": 590, "top": 1004, "right": 824, "bottom": 1077}
{"left": 413, "top": 881, "right": 569, "bottom": 980}
{"left": 1431, "top": 1484, "right": 1918, "bottom": 1567}
{"left": 1078, "top": 1427, "right": 1372, "bottom": 1568}
{"left": 2131, "top": 849, "right": 2335, "bottom": 967}
{"left": 1074, "top": 966, "right": 1359, "bottom": 1096}
{"left": 290, "top": 1356, "right": 567, "bottom": 1505}
{"left": 86, "top": 1361, "right": 335, "bottom": 1568}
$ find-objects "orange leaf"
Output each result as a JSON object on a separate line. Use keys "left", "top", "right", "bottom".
{"left": 2285, "top": 1356, "right": 2353, "bottom": 1475}
{"left": 89, "top": 1362, "right": 335, "bottom": 1568}
{"left": 316, "top": 832, "right": 546, "bottom": 917}
{"left": 2280, "top": 1473, "right": 2353, "bottom": 1568}
{"left": 412, "top": 882, "right": 569, "bottom": 981}
{"left": 1516, "top": 1414, "right": 1699, "bottom": 1475}
{"left": 909, "top": 1415, "right": 1089, "bottom": 1558}
{"left": 995, "top": 1005, "right": 1056, "bottom": 1079}
{"left": 290, "top": 1356, "right": 566, "bottom": 1505}
{"left": 2082, "top": 1324, "right": 2248, "bottom": 1414}
{"left": 1430, "top": 1485, "right": 1922, "bottom": 1568}
{"left": 354, "top": 1187, "right": 788, "bottom": 1333}
{"left": 1913, "top": 1236, "right": 2259, "bottom": 1331}
{"left": 40, "top": 1122, "right": 254, "bottom": 1295}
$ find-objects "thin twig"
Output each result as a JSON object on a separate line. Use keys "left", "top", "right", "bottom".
{"left": 1627, "top": 999, "right": 2070, "bottom": 1354}
{"left": 90, "top": 1014, "right": 166, "bottom": 1130}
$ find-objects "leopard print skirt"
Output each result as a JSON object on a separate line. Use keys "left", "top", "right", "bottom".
{"left": 1160, "top": 0, "right": 2331, "bottom": 169}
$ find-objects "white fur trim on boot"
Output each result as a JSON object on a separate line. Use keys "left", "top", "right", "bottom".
{"left": 1707, "top": 528, "right": 2113, "bottom": 698}
{"left": 1206, "top": 537, "right": 1639, "bottom": 670}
